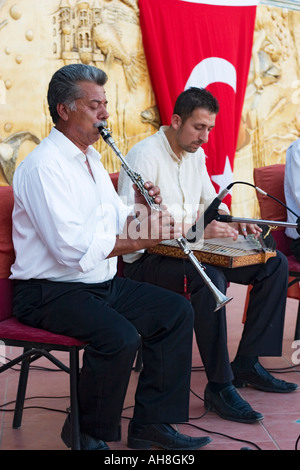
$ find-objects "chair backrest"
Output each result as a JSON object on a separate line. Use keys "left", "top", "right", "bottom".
{"left": 0, "top": 186, "right": 15, "bottom": 321}
{"left": 253, "top": 164, "right": 292, "bottom": 256}
{"left": 253, "top": 164, "right": 287, "bottom": 222}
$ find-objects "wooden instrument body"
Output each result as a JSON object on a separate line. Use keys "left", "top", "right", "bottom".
{"left": 148, "top": 235, "right": 276, "bottom": 268}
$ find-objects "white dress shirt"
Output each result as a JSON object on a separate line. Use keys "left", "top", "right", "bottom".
{"left": 285, "top": 138, "right": 300, "bottom": 240}
{"left": 10, "top": 127, "right": 132, "bottom": 283}
{"left": 118, "top": 126, "right": 229, "bottom": 263}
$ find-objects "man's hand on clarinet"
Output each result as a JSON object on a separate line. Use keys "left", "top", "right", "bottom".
{"left": 133, "top": 181, "right": 162, "bottom": 209}
{"left": 131, "top": 181, "right": 182, "bottom": 246}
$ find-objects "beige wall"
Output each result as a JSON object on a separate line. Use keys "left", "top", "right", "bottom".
{"left": 1, "top": 1, "right": 300, "bottom": 221}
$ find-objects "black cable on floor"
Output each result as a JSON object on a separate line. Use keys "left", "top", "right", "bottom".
{"left": 0, "top": 395, "right": 69, "bottom": 414}
{"left": 182, "top": 421, "right": 262, "bottom": 450}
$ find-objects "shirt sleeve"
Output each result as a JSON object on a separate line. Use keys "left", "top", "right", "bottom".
{"left": 285, "top": 140, "right": 300, "bottom": 239}
{"left": 287, "top": 143, "right": 300, "bottom": 213}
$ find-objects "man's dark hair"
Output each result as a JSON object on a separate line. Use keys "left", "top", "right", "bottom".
{"left": 47, "top": 64, "right": 108, "bottom": 124}
{"left": 173, "top": 87, "right": 219, "bottom": 123}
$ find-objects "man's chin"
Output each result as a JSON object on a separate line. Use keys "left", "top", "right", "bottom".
{"left": 189, "top": 144, "right": 202, "bottom": 152}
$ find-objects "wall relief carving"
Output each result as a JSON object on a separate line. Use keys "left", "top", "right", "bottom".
{"left": 232, "top": 4, "right": 300, "bottom": 217}
{"left": 0, "top": 0, "right": 157, "bottom": 185}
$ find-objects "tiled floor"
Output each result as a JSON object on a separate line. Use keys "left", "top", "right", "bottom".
{"left": 0, "top": 283, "right": 300, "bottom": 451}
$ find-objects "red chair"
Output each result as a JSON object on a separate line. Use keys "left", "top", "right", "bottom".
{"left": 243, "top": 164, "right": 300, "bottom": 340}
{"left": 0, "top": 185, "right": 87, "bottom": 450}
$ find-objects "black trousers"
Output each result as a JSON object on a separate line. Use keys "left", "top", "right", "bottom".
{"left": 124, "top": 250, "right": 289, "bottom": 383}
{"left": 13, "top": 276, "right": 194, "bottom": 441}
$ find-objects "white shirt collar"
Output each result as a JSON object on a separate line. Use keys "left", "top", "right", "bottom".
{"left": 48, "top": 127, "right": 101, "bottom": 162}
{"left": 159, "top": 126, "right": 189, "bottom": 163}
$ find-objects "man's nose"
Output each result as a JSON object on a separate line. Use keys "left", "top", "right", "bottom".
{"left": 200, "top": 129, "right": 210, "bottom": 143}
{"left": 98, "top": 105, "right": 109, "bottom": 120}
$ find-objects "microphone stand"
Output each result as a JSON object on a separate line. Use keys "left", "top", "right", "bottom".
{"left": 215, "top": 214, "right": 300, "bottom": 232}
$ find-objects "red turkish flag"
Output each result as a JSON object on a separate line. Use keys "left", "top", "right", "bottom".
{"left": 139, "top": 0, "right": 257, "bottom": 207}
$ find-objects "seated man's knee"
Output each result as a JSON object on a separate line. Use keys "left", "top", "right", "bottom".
{"left": 94, "top": 322, "right": 140, "bottom": 356}
{"left": 276, "top": 249, "right": 289, "bottom": 273}
{"left": 167, "top": 293, "right": 195, "bottom": 328}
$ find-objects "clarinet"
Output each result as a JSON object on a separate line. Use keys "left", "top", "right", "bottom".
{"left": 95, "top": 121, "right": 232, "bottom": 311}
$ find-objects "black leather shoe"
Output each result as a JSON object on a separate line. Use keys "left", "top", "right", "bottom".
{"left": 127, "top": 421, "right": 211, "bottom": 450}
{"left": 231, "top": 360, "right": 299, "bottom": 393}
{"left": 61, "top": 414, "right": 109, "bottom": 450}
{"left": 204, "top": 384, "right": 264, "bottom": 424}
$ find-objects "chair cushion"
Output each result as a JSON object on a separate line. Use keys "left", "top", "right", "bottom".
{"left": 0, "top": 316, "right": 86, "bottom": 347}
{"left": 0, "top": 279, "right": 86, "bottom": 346}
{"left": 0, "top": 186, "right": 15, "bottom": 278}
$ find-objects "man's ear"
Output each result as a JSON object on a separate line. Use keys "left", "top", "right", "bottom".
{"left": 56, "top": 103, "right": 69, "bottom": 122}
{"left": 171, "top": 114, "right": 182, "bottom": 130}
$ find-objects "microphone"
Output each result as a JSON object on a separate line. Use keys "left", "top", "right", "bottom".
{"left": 186, "top": 184, "right": 233, "bottom": 243}
{"left": 203, "top": 186, "right": 233, "bottom": 228}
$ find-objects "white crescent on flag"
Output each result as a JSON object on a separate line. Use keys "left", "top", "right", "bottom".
{"left": 185, "top": 57, "right": 237, "bottom": 92}
{"left": 184, "top": 57, "right": 237, "bottom": 192}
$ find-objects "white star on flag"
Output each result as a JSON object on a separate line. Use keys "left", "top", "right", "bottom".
{"left": 211, "top": 156, "right": 234, "bottom": 194}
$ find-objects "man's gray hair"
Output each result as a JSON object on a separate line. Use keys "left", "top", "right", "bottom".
{"left": 47, "top": 64, "right": 108, "bottom": 124}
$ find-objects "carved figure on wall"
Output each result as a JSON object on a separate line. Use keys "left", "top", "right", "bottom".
{"left": 250, "top": 7, "right": 282, "bottom": 93}
{"left": 93, "top": 1, "right": 145, "bottom": 90}
{"left": 0, "top": 132, "right": 40, "bottom": 185}
{"left": 53, "top": 0, "right": 144, "bottom": 90}
{"left": 120, "top": 0, "right": 139, "bottom": 16}
{"left": 93, "top": 20, "right": 145, "bottom": 91}
{"left": 141, "top": 106, "right": 161, "bottom": 130}
{"left": 237, "top": 5, "right": 300, "bottom": 162}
